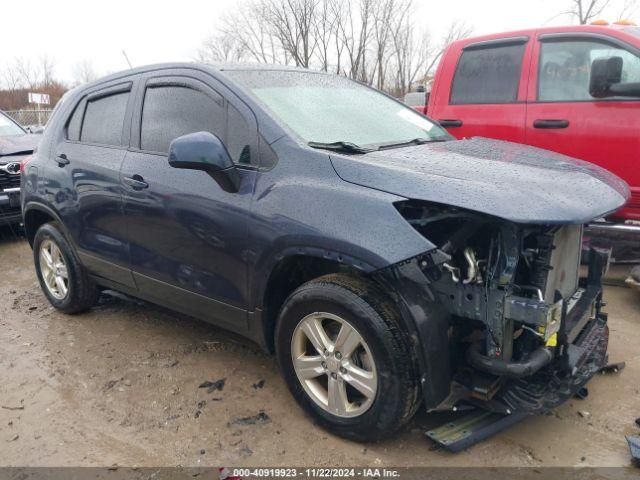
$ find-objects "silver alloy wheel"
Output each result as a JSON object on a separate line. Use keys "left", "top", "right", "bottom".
{"left": 39, "top": 239, "right": 69, "bottom": 300}
{"left": 291, "top": 312, "right": 377, "bottom": 418}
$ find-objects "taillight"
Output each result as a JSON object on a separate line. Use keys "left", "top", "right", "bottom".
{"left": 19, "top": 154, "right": 33, "bottom": 174}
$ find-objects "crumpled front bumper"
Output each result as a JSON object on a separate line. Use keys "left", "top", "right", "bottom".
{"left": 478, "top": 247, "right": 611, "bottom": 414}
{"left": 425, "top": 248, "right": 611, "bottom": 451}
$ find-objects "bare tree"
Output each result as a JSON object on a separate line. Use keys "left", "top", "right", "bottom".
{"left": 216, "top": 3, "right": 287, "bottom": 64}
{"left": 617, "top": 0, "right": 639, "bottom": 19}
{"left": 371, "top": 0, "right": 412, "bottom": 91}
{"left": 312, "top": 0, "right": 339, "bottom": 71}
{"left": 333, "top": 0, "right": 376, "bottom": 81}
{"left": 197, "top": 30, "right": 246, "bottom": 63}
{"left": 72, "top": 60, "right": 98, "bottom": 85}
{"left": 12, "top": 57, "right": 39, "bottom": 89}
{"left": 264, "top": 0, "right": 320, "bottom": 68}
{"left": 196, "top": 0, "right": 471, "bottom": 97}
{"left": 426, "top": 20, "right": 473, "bottom": 76}
{"left": 565, "top": 0, "right": 613, "bottom": 24}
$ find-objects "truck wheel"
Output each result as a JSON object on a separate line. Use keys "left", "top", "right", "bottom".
{"left": 275, "top": 273, "right": 420, "bottom": 441}
{"left": 33, "top": 222, "right": 99, "bottom": 314}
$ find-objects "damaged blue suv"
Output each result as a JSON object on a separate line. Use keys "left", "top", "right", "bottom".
{"left": 21, "top": 64, "right": 628, "bottom": 448}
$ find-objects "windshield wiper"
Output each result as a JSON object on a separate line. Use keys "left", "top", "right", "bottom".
{"left": 377, "top": 137, "right": 450, "bottom": 150}
{"left": 308, "top": 141, "right": 374, "bottom": 154}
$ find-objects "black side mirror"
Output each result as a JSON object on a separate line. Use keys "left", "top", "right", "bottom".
{"left": 168, "top": 131, "right": 240, "bottom": 193}
{"left": 590, "top": 56, "right": 640, "bottom": 98}
{"left": 590, "top": 56, "right": 623, "bottom": 98}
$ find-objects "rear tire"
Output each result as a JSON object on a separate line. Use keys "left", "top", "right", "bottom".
{"left": 275, "top": 273, "right": 420, "bottom": 441}
{"left": 33, "top": 222, "right": 99, "bottom": 314}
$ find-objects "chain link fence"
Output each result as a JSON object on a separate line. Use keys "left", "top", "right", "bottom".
{"left": 4, "top": 109, "right": 53, "bottom": 129}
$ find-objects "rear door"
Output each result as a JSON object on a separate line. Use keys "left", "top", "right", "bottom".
{"left": 120, "top": 70, "right": 258, "bottom": 332}
{"left": 429, "top": 36, "right": 532, "bottom": 142}
{"left": 50, "top": 80, "right": 137, "bottom": 288}
{"left": 525, "top": 32, "right": 640, "bottom": 220}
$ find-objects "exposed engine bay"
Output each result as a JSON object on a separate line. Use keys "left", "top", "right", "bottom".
{"left": 389, "top": 201, "right": 609, "bottom": 416}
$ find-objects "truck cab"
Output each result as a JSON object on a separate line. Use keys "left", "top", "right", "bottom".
{"left": 428, "top": 23, "right": 640, "bottom": 224}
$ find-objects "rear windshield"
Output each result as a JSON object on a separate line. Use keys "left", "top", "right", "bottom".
{"left": 0, "top": 112, "right": 25, "bottom": 137}
{"left": 224, "top": 70, "right": 449, "bottom": 149}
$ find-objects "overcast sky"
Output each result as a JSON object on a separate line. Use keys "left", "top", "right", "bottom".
{"left": 1, "top": 0, "right": 634, "bottom": 83}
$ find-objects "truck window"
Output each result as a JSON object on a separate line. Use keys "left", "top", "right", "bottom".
{"left": 450, "top": 43, "right": 526, "bottom": 104}
{"left": 538, "top": 40, "right": 640, "bottom": 102}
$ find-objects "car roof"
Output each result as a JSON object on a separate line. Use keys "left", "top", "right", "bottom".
{"left": 73, "top": 62, "right": 326, "bottom": 95}
{"left": 450, "top": 24, "right": 639, "bottom": 49}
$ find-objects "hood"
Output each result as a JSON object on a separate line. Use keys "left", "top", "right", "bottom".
{"left": 0, "top": 134, "right": 40, "bottom": 157}
{"left": 330, "top": 137, "right": 630, "bottom": 224}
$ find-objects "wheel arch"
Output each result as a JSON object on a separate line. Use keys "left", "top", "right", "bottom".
{"left": 252, "top": 248, "right": 377, "bottom": 353}
{"left": 23, "top": 202, "right": 67, "bottom": 248}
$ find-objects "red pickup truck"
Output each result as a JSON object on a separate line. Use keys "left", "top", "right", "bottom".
{"left": 427, "top": 23, "right": 640, "bottom": 228}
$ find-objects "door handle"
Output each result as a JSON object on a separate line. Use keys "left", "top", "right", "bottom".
{"left": 123, "top": 175, "right": 149, "bottom": 190}
{"left": 55, "top": 153, "right": 70, "bottom": 166}
{"left": 533, "top": 119, "right": 569, "bottom": 129}
{"left": 438, "top": 119, "right": 463, "bottom": 128}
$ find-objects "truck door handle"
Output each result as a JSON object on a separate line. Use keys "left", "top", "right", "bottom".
{"left": 123, "top": 175, "right": 149, "bottom": 190}
{"left": 438, "top": 119, "right": 463, "bottom": 128}
{"left": 55, "top": 154, "right": 70, "bottom": 166}
{"left": 533, "top": 119, "right": 569, "bottom": 129}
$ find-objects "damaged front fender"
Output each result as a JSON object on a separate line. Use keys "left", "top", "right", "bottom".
{"left": 375, "top": 251, "right": 453, "bottom": 409}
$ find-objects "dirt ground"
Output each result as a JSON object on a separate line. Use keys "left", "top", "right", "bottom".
{"left": 0, "top": 227, "right": 639, "bottom": 468}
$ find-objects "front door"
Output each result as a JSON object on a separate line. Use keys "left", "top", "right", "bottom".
{"left": 121, "top": 73, "right": 259, "bottom": 332}
{"left": 525, "top": 34, "right": 640, "bottom": 220}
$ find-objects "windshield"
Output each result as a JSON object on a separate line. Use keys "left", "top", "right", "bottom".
{"left": 225, "top": 70, "right": 450, "bottom": 149}
{"left": 0, "top": 112, "right": 25, "bottom": 137}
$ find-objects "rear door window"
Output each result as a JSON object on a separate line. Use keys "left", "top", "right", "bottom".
{"left": 80, "top": 91, "right": 130, "bottom": 145}
{"left": 450, "top": 43, "right": 526, "bottom": 104}
{"left": 66, "top": 101, "right": 84, "bottom": 141}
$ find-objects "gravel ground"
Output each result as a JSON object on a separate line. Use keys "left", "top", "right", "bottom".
{"left": 0, "top": 228, "right": 639, "bottom": 468}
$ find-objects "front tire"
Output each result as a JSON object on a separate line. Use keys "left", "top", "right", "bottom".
{"left": 33, "top": 222, "right": 98, "bottom": 314}
{"left": 275, "top": 273, "right": 420, "bottom": 441}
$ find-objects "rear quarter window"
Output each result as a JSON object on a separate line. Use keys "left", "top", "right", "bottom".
{"left": 450, "top": 43, "right": 526, "bottom": 104}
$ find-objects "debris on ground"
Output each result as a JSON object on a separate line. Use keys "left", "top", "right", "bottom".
{"left": 8, "top": 434, "right": 19, "bottom": 442}
{"left": 626, "top": 435, "right": 640, "bottom": 467}
{"left": 166, "top": 360, "right": 179, "bottom": 368}
{"left": 598, "top": 362, "right": 626, "bottom": 374}
{"left": 574, "top": 387, "right": 589, "bottom": 400}
{"left": 228, "top": 411, "right": 271, "bottom": 427}
{"left": 240, "top": 446, "right": 253, "bottom": 457}
{"left": 635, "top": 418, "right": 640, "bottom": 428}
{"left": 252, "top": 379, "right": 265, "bottom": 390}
{"left": 104, "top": 380, "right": 118, "bottom": 391}
{"left": 199, "top": 378, "right": 225, "bottom": 393}
{"left": 1, "top": 405, "right": 24, "bottom": 411}
{"left": 578, "top": 411, "right": 591, "bottom": 420}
